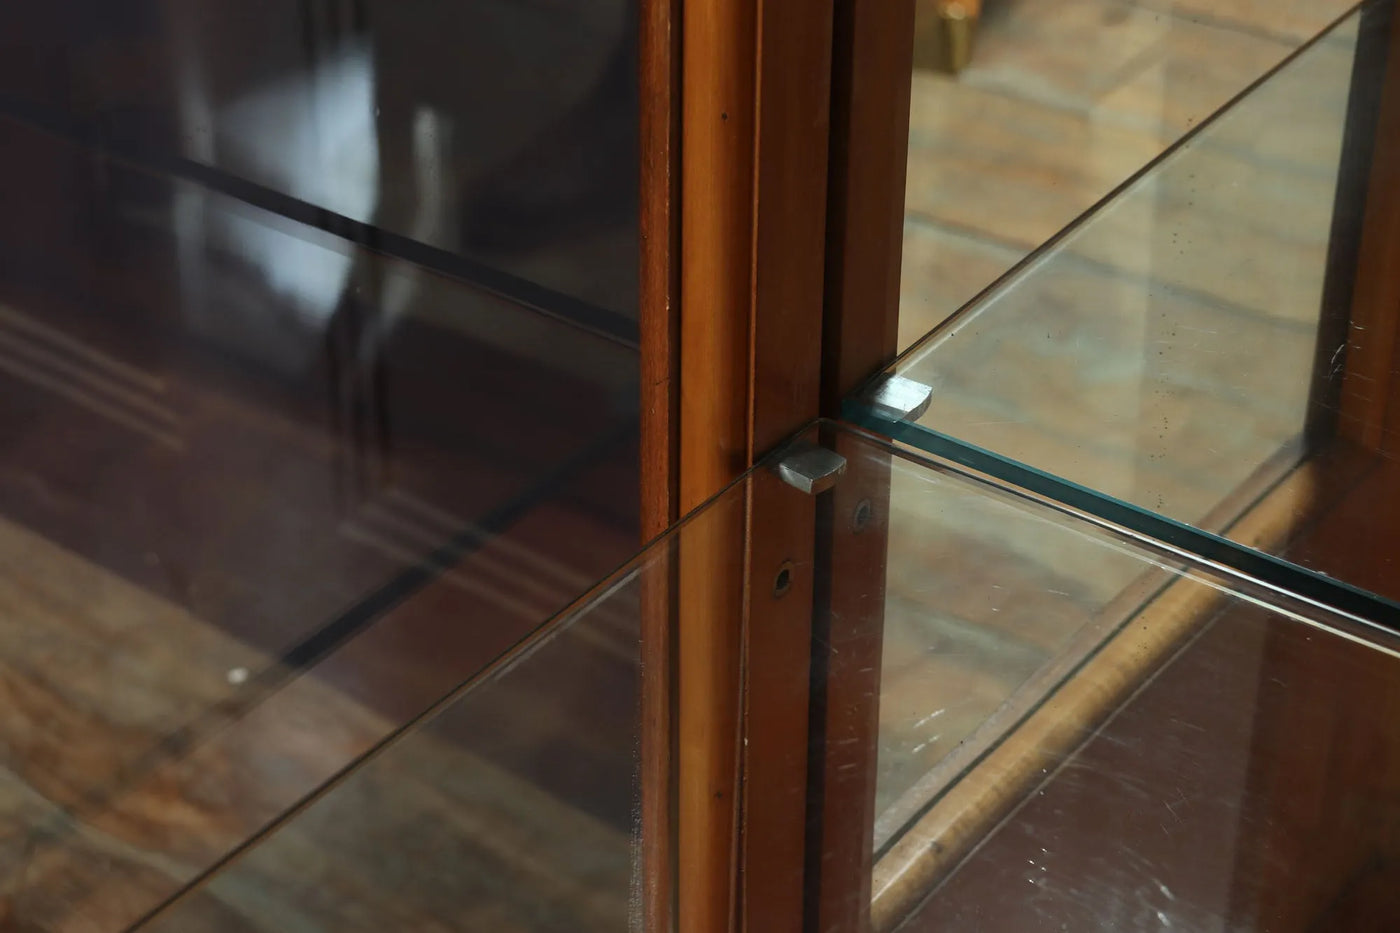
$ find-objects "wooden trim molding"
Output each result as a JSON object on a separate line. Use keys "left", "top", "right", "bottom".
{"left": 639, "top": 1, "right": 683, "bottom": 931}
{"left": 822, "top": 0, "right": 916, "bottom": 413}
{"left": 643, "top": 0, "right": 915, "bottom": 925}
{"left": 810, "top": 2, "right": 913, "bottom": 930}
{"left": 674, "top": 0, "right": 756, "bottom": 921}
{"left": 640, "top": 0, "right": 683, "bottom": 542}
{"left": 1338, "top": 0, "right": 1400, "bottom": 456}
{"left": 809, "top": 429, "right": 893, "bottom": 933}
{"left": 666, "top": 0, "right": 837, "bottom": 931}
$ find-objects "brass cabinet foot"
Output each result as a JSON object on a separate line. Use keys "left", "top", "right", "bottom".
{"left": 913, "top": 0, "right": 982, "bottom": 75}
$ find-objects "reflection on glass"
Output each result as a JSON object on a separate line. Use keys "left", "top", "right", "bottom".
{"left": 886, "top": 557, "right": 1400, "bottom": 933}
{"left": 134, "top": 448, "right": 756, "bottom": 933}
{"left": 898, "top": 0, "right": 1358, "bottom": 350}
{"left": 852, "top": 4, "right": 1400, "bottom": 610}
{"left": 0, "top": 0, "right": 639, "bottom": 319}
{"left": 826, "top": 427, "right": 1400, "bottom": 933}
{"left": 132, "top": 422, "right": 1400, "bottom": 933}
{"left": 140, "top": 574, "right": 654, "bottom": 933}
{"left": 0, "top": 5, "right": 640, "bottom": 927}
{"left": 870, "top": 453, "right": 1145, "bottom": 844}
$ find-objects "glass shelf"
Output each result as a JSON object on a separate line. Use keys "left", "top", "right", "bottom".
{"left": 0, "top": 1, "right": 639, "bottom": 324}
{"left": 5, "top": 2, "right": 1398, "bottom": 931}
{"left": 0, "top": 94, "right": 638, "bottom": 932}
{"left": 132, "top": 421, "right": 1400, "bottom": 932}
{"left": 848, "top": 0, "right": 1400, "bottom": 626}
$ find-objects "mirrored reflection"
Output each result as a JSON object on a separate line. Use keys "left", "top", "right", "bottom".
{"left": 853, "top": 3, "right": 1400, "bottom": 610}
{"left": 822, "top": 427, "right": 1400, "bottom": 933}
{"left": 873, "top": 453, "right": 1146, "bottom": 843}
{"left": 107, "top": 421, "right": 1400, "bottom": 933}
{"left": 137, "top": 574, "right": 652, "bottom": 933}
{"left": 899, "top": 0, "right": 1357, "bottom": 349}
{"left": 0, "top": 4, "right": 640, "bottom": 927}
{"left": 0, "top": 112, "right": 637, "bottom": 656}
{"left": 894, "top": 580, "right": 1400, "bottom": 933}
{"left": 132, "top": 449, "right": 754, "bottom": 933}
{"left": 0, "top": 0, "right": 639, "bottom": 319}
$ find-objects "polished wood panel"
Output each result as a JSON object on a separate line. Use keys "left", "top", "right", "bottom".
{"left": 810, "top": 2, "right": 914, "bottom": 930}
{"left": 822, "top": 0, "right": 915, "bottom": 412}
{"left": 638, "top": 0, "right": 682, "bottom": 928}
{"left": 672, "top": 0, "right": 836, "bottom": 926}
{"left": 869, "top": 461, "right": 1321, "bottom": 931}
{"left": 677, "top": 0, "right": 756, "bottom": 511}
{"left": 675, "top": 0, "right": 755, "bottom": 923}
{"left": 1234, "top": 590, "right": 1400, "bottom": 930}
{"left": 737, "top": 0, "right": 835, "bottom": 930}
{"left": 810, "top": 432, "right": 892, "bottom": 933}
{"left": 1339, "top": 1, "right": 1400, "bottom": 456}
{"left": 640, "top": 0, "right": 682, "bottom": 541}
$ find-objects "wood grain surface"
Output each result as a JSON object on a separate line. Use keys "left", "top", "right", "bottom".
{"left": 638, "top": 0, "right": 683, "bottom": 928}
{"left": 1339, "top": 1, "right": 1400, "bottom": 455}
{"left": 870, "top": 459, "right": 1322, "bottom": 931}
{"left": 823, "top": 0, "right": 916, "bottom": 412}
{"left": 674, "top": 0, "right": 834, "bottom": 926}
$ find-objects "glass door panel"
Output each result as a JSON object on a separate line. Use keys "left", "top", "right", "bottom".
{"left": 0, "top": 4, "right": 641, "bottom": 929}
{"left": 131, "top": 422, "right": 1400, "bottom": 932}
{"left": 830, "top": 424, "right": 1400, "bottom": 932}
{"left": 850, "top": 0, "right": 1400, "bottom": 617}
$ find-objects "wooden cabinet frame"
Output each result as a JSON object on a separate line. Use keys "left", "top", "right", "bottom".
{"left": 640, "top": 0, "right": 1400, "bottom": 930}
{"left": 638, "top": 0, "right": 913, "bottom": 930}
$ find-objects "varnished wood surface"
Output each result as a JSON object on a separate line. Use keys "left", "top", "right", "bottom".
{"left": 739, "top": 478, "right": 818, "bottom": 933}
{"left": 898, "top": 508, "right": 1400, "bottom": 932}
{"left": 1339, "top": 0, "right": 1400, "bottom": 455}
{"left": 736, "top": 0, "right": 835, "bottom": 929}
{"left": 0, "top": 96, "right": 641, "bottom": 931}
{"left": 1235, "top": 452, "right": 1400, "bottom": 926}
{"left": 897, "top": 0, "right": 1358, "bottom": 350}
{"left": 639, "top": 0, "right": 682, "bottom": 541}
{"left": 870, "top": 457, "right": 1323, "bottom": 930}
{"left": 822, "top": 0, "right": 915, "bottom": 412}
{"left": 809, "top": 431, "right": 893, "bottom": 933}
{"left": 1235, "top": 602, "right": 1400, "bottom": 930}
{"left": 675, "top": 0, "right": 756, "bottom": 920}
{"left": 746, "top": 0, "right": 833, "bottom": 456}
{"left": 675, "top": 0, "right": 834, "bottom": 925}
{"left": 677, "top": 0, "right": 755, "bottom": 514}
{"left": 811, "top": 5, "right": 913, "bottom": 919}
{"left": 638, "top": 0, "right": 682, "bottom": 927}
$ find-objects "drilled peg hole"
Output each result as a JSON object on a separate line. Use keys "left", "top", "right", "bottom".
{"left": 852, "top": 498, "right": 874, "bottom": 533}
{"left": 773, "top": 561, "right": 794, "bottom": 599}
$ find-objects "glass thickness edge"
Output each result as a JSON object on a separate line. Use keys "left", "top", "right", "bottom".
{"left": 124, "top": 422, "right": 792, "bottom": 929}
{"left": 843, "top": 405, "right": 1400, "bottom": 632}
